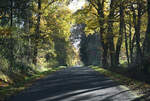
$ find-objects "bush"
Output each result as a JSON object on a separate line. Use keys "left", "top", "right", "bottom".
{"left": 0, "top": 55, "right": 10, "bottom": 72}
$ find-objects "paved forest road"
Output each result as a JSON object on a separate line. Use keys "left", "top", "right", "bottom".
{"left": 8, "top": 67, "right": 138, "bottom": 101}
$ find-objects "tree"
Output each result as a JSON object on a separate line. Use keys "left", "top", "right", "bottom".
{"left": 144, "top": 0, "right": 150, "bottom": 56}
{"left": 115, "top": 0, "right": 125, "bottom": 65}
{"left": 0, "top": 0, "right": 77, "bottom": 73}
{"left": 143, "top": 0, "right": 150, "bottom": 73}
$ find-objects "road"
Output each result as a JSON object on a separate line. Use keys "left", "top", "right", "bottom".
{"left": 8, "top": 67, "right": 138, "bottom": 101}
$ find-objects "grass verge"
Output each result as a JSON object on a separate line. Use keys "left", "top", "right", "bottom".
{"left": 89, "top": 66, "right": 150, "bottom": 99}
{"left": 0, "top": 66, "right": 66, "bottom": 101}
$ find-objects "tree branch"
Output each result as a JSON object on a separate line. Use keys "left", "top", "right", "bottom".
{"left": 43, "top": 0, "right": 56, "bottom": 10}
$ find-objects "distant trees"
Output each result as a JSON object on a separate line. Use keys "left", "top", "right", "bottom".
{"left": 80, "top": 33, "right": 101, "bottom": 66}
{"left": 70, "top": 24, "right": 101, "bottom": 66}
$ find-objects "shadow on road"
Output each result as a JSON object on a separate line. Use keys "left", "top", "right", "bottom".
{"left": 8, "top": 67, "right": 137, "bottom": 101}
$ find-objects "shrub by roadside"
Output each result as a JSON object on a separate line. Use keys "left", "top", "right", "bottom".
{"left": 0, "top": 66, "right": 66, "bottom": 101}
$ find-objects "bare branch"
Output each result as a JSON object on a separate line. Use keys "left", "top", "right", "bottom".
{"left": 88, "top": 0, "right": 98, "bottom": 11}
{"left": 43, "top": 0, "right": 56, "bottom": 10}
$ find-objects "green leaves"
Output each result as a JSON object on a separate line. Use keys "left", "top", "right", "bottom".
{"left": 73, "top": 5, "right": 100, "bottom": 35}
{"left": 0, "top": 0, "right": 9, "bottom": 7}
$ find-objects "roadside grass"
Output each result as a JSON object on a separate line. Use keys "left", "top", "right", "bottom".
{"left": 0, "top": 66, "right": 66, "bottom": 101}
{"left": 89, "top": 65, "right": 150, "bottom": 97}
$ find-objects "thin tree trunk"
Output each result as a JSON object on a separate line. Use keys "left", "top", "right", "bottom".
{"left": 135, "top": 1, "right": 143, "bottom": 68}
{"left": 132, "top": 1, "right": 143, "bottom": 69}
{"left": 130, "top": 34, "right": 136, "bottom": 64}
{"left": 99, "top": 21, "right": 108, "bottom": 67}
{"left": 143, "top": 0, "right": 150, "bottom": 73}
{"left": 124, "top": 24, "right": 130, "bottom": 66}
{"left": 143, "top": 0, "right": 150, "bottom": 55}
{"left": 10, "top": 0, "right": 13, "bottom": 26}
{"left": 107, "top": 0, "right": 116, "bottom": 67}
{"left": 129, "top": 15, "right": 133, "bottom": 63}
{"left": 97, "top": 1, "right": 108, "bottom": 67}
{"left": 33, "top": 0, "right": 41, "bottom": 65}
{"left": 115, "top": 3, "right": 124, "bottom": 65}
{"left": 10, "top": 0, "right": 14, "bottom": 71}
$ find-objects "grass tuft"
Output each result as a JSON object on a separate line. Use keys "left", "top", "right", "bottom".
{"left": 89, "top": 65, "right": 150, "bottom": 97}
{"left": 0, "top": 66, "right": 66, "bottom": 101}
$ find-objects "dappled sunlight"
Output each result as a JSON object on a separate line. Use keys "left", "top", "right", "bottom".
{"left": 0, "top": 0, "right": 150, "bottom": 100}
{"left": 9, "top": 67, "right": 137, "bottom": 101}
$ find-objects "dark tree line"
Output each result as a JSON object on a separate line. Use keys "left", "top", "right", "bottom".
{"left": 80, "top": 33, "right": 101, "bottom": 66}
{"left": 76, "top": 0, "right": 150, "bottom": 73}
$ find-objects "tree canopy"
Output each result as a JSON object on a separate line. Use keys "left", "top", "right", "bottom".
{"left": 0, "top": 0, "right": 150, "bottom": 87}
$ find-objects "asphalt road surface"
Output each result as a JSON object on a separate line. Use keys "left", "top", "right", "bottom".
{"left": 8, "top": 66, "right": 138, "bottom": 101}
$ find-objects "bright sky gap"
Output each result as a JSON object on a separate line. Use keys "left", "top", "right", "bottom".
{"left": 68, "top": 0, "right": 86, "bottom": 12}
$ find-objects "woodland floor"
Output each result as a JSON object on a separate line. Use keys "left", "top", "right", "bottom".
{"left": 8, "top": 67, "right": 138, "bottom": 101}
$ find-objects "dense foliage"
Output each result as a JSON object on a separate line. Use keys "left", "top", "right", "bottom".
{"left": 0, "top": 0, "right": 79, "bottom": 83}
{"left": 0, "top": 0, "right": 150, "bottom": 85}
{"left": 0, "top": 0, "right": 150, "bottom": 100}
{"left": 73, "top": 0, "right": 150, "bottom": 73}
{"left": 80, "top": 33, "right": 101, "bottom": 66}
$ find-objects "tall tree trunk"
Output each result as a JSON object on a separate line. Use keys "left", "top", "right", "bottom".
{"left": 124, "top": 24, "right": 130, "bottom": 66}
{"left": 115, "top": 3, "right": 124, "bottom": 65}
{"left": 132, "top": 1, "right": 143, "bottom": 68}
{"left": 97, "top": 1, "right": 108, "bottom": 67}
{"left": 135, "top": 1, "right": 143, "bottom": 68}
{"left": 9, "top": 0, "right": 14, "bottom": 71}
{"left": 143, "top": 0, "right": 150, "bottom": 55}
{"left": 143, "top": 0, "right": 150, "bottom": 73}
{"left": 10, "top": 0, "right": 13, "bottom": 26}
{"left": 130, "top": 33, "right": 136, "bottom": 64}
{"left": 107, "top": 0, "right": 116, "bottom": 67}
{"left": 129, "top": 15, "right": 134, "bottom": 63}
{"left": 24, "top": 9, "right": 32, "bottom": 63}
{"left": 33, "top": 0, "right": 41, "bottom": 65}
{"left": 100, "top": 27, "right": 108, "bottom": 67}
